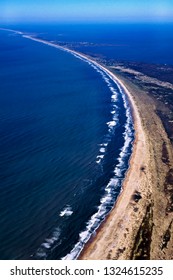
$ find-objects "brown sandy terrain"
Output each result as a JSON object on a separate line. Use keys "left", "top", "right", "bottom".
{"left": 79, "top": 70, "right": 173, "bottom": 260}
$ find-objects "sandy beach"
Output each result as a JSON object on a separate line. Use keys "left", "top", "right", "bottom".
{"left": 79, "top": 70, "right": 173, "bottom": 260}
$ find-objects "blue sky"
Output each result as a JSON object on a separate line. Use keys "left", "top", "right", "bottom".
{"left": 1, "top": 0, "right": 173, "bottom": 23}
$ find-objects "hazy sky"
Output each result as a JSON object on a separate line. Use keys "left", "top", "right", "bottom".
{"left": 1, "top": 0, "right": 173, "bottom": 23}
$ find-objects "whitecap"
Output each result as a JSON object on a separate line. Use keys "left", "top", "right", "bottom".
{"left": 99, "top": 143, "right": 108, "bottom": 147}
{"left": 99, "top": 147, "right": 106, "bottom": 153}
{"left": 42, "top": 243, "right": 51, "bottom": 249}
{"left": 107, "top": 121, "right": 116, "bottom": 127}
{"left": 111, "top": 94, "right": 117, "bottom": 101}
{"left": 36, "top": 251, "right": 47, "bottom": 258}
{"left": 97, "top": 155, "right": 104, "bottom": 159}
{"left": 60, "top": 206, "right": 73, "bottom": 217}
{"left": 35, "top": 227, "right": 61, "bottom": 259}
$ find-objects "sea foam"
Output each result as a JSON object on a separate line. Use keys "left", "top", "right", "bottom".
{"left": 59, "top": 206, "right": 73, "bottom": 217}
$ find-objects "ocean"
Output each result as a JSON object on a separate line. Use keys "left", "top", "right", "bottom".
{"left": 0, "top": 23, "right": 172, "bottom": 260}
{"left": 3, "top": 23, "right": 173, "bottom": 65}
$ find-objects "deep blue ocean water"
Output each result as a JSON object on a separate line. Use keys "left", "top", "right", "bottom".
{"left": 3, "top": 23, "right": 173, "bottom": 65}
{"left": 0, "top": 23, "right": 172, "bottom": 259}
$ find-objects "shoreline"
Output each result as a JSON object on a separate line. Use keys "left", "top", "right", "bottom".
{"left": 79, "top": 71, "right": 173, "bottom": 259}
{"left": 0, "top": 28, "right": 146, "bottom": 259}
{"left": 22, "top": 33, "right": 145, "bottom": 260}
{"left": 1, "top": 28, "right": 172, "bottom": 259}
{"left": 79, "top": 74, "right": 146, "bottom": 260}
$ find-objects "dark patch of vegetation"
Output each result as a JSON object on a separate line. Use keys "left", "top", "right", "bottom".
{"left": 118, "top": 247, "right": 126, "bottom": 254}
{"left": 114, "top": 247, "right": 126, "bottom": 259}
{"left": 162, "top": 142, "right": 170, "bottom": 165}
{"left": 134, "top": 207, "right": 139, "bottom": 212}
{"left": 140, "top": 166, "right": 146, "bottom": 172}
{"left": 132, "top": 191, "right": 142, "bottom": 203}
{"left": 157, "top": 110, "right": 173, "bottom": 143}
{"left": 114, "top": 62, "right": 173, "bottom": 84}
{"left": 130, "top": 204, "right": 153, "bottom": 260}
{"left": 164, "top": 169, "right": 173, "bottom": 213}
{"left": 161, "top": 221, "right": 172, "bottom": 250}
{"left": 107, "top": 249, "right": 112, "bottom": 259}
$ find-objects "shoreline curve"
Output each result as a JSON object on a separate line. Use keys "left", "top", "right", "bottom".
{"left": 0, "top": 28, "right": 146, "bottom": 260}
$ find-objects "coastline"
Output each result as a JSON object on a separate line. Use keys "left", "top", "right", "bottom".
{"left": 79, "top": 71, "right": 173, "bottom": 260}
{"left": 79, "top": 72, "right": 147, "bottom": 260}
{"left": 17, "top": 30, "right": 144, "bottom": 259}
{"left": 23, "top": 33, "right": 148, "bottom": 259}
{"left": 1, "top": 28, "right": 173, "bottom": 259}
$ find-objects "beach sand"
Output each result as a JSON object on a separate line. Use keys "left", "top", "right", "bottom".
{"left": 79, "top": 71, "right": 173, "bottom": 260}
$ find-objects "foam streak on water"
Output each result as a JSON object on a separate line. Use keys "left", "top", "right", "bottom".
{"left": 34, "top": 227, "right": 61, "bottom": 259}
{"left": 59, "top": 206, "right": 73, "bottom": 217}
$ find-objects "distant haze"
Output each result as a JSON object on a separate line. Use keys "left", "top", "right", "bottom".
{"left": 0, "top": 0, "right": 173, "bottom": 23}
